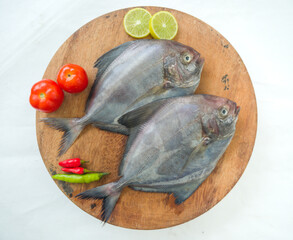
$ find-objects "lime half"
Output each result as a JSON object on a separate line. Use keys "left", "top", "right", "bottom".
{"left": 123, "top": 8, "right": 152, "bottom": 38}
{"left": 149, "top": 11, "right": 178, "bottom": 40}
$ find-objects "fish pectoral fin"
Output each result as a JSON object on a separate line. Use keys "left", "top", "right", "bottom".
{"left": 172, "top": 180, "right": 205, "bottom": 204}
{"left": 86, "top": 41, "right": 134, "bottom": 110}
{"left": 93, "top": 122, "right": 130, "bottom": 135}
{"left": 123, "top": 85, "right": 168, "bottom": 114}
{"left": 181, "top": 136, "right": 211, "bottom": 171}
{"left": 118, "top": 99, "right": 169, "bottom": 128}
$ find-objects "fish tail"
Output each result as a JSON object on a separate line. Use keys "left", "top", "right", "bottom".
{"left": 41, "top": 117, "right": 85, "bottom": 156}
{"left": 76, "top": 182, "right": 122, "bottom": 223}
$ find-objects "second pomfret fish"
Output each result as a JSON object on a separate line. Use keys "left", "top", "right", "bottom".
{"left": 42, "top": 39, "right": 204, "bottom": 155}
{"left": 76, "top": 94, "right": 240, "bottom": 222}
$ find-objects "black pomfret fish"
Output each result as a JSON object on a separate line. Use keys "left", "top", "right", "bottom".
{"left": 42, "top": 39, "right": 204, "bottom": 155}
{"left": 76, "top": 94, "right": 240, "bottom": 222}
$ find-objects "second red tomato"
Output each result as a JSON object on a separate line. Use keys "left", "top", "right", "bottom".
{"left": 57, "top": 64, "right": 88, "bottom": 93}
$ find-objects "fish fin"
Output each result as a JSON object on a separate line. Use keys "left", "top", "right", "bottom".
{"left": 118, "top": 99, "right": 168, "bottom": 128}
{"left": 130, "top": 185, "right": 161, "bottom": 192}
{"left": 92, "top": 122, "right": 130, "bottom": 135}
{"left": 181, "top": 136, "right": 211, "bottom": 171}
{"left": 94, "top": 41, "right": 134, "bottom": 72}
{"left": 86, "top": 41, "right": 134, "bottom": 110}
{"left": 119, "top": 127, "right": 140, "bottom": 175}
{"left": 172, "top": 180, "right": 205, "bottom": 204}
{"left": 130, "top": 180, "right": 204, "bottom": 204}
{"left": 76, "top": 182, "right": 122, "bottom": 223}
{"left": 41, "top": 118, "right": 84, "bottom": 156}
{"left": 124, "top": 85, "right": 167, "bottom": 111}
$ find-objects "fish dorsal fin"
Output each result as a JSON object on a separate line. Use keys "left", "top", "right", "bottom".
{"left": 85, "top": 41, "right": 134, "bottom": 110}
{"left": 118, "top": 99, "right": 169, "bottom": 128}
{"left": 94, "top": 41, "right": 134, "bottom": 73}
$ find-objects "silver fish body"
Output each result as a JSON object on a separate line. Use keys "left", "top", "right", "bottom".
{"left": 42, "top": 40, "right": 204, "bottom": 155}
{"left": 76, "top": 94, "right": 240, "bottom": 222}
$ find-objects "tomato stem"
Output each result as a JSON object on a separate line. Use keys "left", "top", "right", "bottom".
{"left": 39, "top": 93, "right": 45, "bottom": 99}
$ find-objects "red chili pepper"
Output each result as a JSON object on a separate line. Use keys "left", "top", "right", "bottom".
{"left": 59, "top": 158, "right": 88, "bottom": 168}
{"left": 61, "top": 167, "right": 92, "bottom": 175}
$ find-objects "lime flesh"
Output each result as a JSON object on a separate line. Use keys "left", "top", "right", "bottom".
{"left": 124, "top": 8, "right": 152, "bottom": 38}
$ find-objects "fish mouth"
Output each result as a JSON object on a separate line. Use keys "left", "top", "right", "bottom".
{"left": 235, "top": 106, "right": 240, "bottom": 116}
{"left": 196, "top": 57, "right": 205, "bottom": 67}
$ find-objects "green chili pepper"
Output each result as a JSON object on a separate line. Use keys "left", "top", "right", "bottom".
{"left": 52, "top": 172, "right": 109, "bottom": 183}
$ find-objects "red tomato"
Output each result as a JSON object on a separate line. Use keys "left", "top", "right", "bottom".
{"left": 57, "top": 64, "right": 88, "bottom": 93}
{"left": 29, "top": 79, "right": 64, "bottom": 113}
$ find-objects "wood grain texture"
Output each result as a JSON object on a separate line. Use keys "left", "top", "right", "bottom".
{"left": 36, "top": 7, "right": 257, "bottom": 229}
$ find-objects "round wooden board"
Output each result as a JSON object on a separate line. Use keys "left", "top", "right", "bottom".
{"left": 36, "top": 7, "right": 257, "bottom": 229}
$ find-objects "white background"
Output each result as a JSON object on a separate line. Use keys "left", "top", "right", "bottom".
{"left": 0, "top": 0, "right": 292, "bottom": 239}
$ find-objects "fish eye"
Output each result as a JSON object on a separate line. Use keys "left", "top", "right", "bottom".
{"left": 219, "top": 107, "right": 229, "bottom": 118}
{"left": 182, "top": 53, "right": 193, "bottom": 64}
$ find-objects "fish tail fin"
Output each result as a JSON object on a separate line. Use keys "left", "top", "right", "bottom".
{"left": 76, "top": 182, "right": 122, "bottom": 223}
{"left": 41, "top": 117, "right": 85, "bottom": 156}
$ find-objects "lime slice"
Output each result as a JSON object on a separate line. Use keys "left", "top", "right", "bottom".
{"left": 123, "top": 8, "right": 152, "bottom": 38}
{"left": 149, "top": 11, "right": 178, "bottom": 40}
